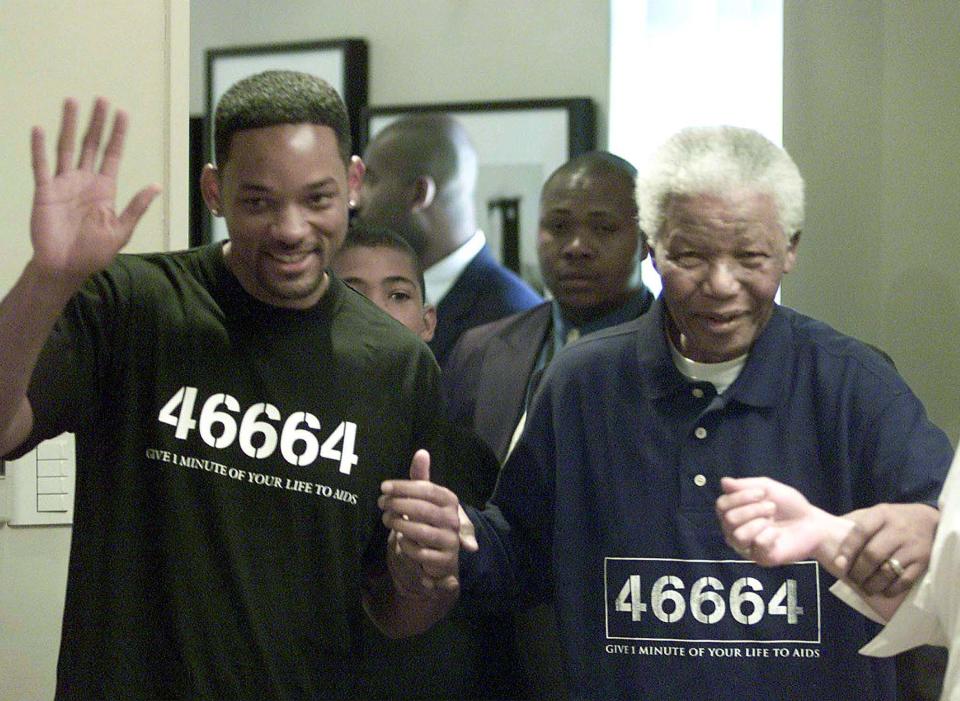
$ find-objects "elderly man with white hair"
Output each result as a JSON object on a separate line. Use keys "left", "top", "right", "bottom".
{"left": 380, "top": 126, "right": 952, "bottom": 700}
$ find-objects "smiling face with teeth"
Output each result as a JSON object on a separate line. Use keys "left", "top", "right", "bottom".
{"left": 204, "top": 123, "right": 363, "bottom": 310}
{"left": 650, "top": 190, "right": 799, "bottom": 363}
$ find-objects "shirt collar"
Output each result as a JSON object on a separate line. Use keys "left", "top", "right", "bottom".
{"left": 422, "top": 230, "right": 486, "bottom": 305}
{"left": 551, "top": 286, "right": 654, "bottom": 356}
{"left": 670, "top": 343, "right": 747, "bottom": 394}
{"left": 634, "top": 299, "right": 689, "bottom": 400}
{"left": 725, "top": 306, "right": 792, "bottom": 408}
{"left": 634, "top": 298, "right": 789, "bottom": 408}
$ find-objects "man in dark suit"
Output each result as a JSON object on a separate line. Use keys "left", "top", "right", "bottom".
{"left": 355, "top": 113, "right": 541, "bottom": 366}
{"left": 444, "top": 151, "right": 652, "bottom": 463}
{"left": 441, "top": 151, "right": 652, "bottom": 699}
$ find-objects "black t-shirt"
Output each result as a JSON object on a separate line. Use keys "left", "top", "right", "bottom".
{"left": 21, "top": 243, "right": 445, "bottom": 699}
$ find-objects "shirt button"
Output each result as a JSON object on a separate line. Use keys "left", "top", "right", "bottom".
{"left": 694, "top": 426, "right": 708, "bottom": 439}
{"left": 692, "top": 387, "right": 704, "bottom": 398}
{"left": 693, "top": 474, "right": 707, "bottom": 487}
{"left": 566, "top": 328, "right": 581, "bottom": 344}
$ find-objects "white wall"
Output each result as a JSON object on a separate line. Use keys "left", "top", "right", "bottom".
{"left": 783, "top": 0, "right": 960, "bottom": 445}
{"left": 0, "top": 2, "right": 188, "bottom": 698}
{"left": 189, "top": 0, "right": 612, "bottom": 143}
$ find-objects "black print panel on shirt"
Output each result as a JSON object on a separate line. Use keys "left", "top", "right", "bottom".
{"left": 148, "top": 385, "right": 362, "bottom": 506}
{"left": 604, "top": 557, "right": 820, "bottom": 645}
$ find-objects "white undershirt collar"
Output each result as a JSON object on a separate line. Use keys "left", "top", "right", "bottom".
{"left": 669, "top": 339, "right": 748, "bottom": 394}
{"left": 422, "top": 230, "right": 486, "bottom": 306}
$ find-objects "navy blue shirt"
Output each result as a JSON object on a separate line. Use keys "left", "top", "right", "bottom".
{"left": 462, "top": 299, "right": 952, "bottom": 701}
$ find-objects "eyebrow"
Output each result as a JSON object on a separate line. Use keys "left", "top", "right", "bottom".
{"left": 543, "top": 207, "right": 625, "bottom": 219}
{"left": 340, "top": 274, "right": 416, "bottom": 287}
{"left": 381, "top": 275, "right": 418, "bottom": 288}
{"left": 237, "top": 177, "right": 339, "bottom": 192}
{"left": 340, "top": 275, "right": 369, "bottom": 288}
{"left": 237, "top": 183, "right": 272, "bottom": 193}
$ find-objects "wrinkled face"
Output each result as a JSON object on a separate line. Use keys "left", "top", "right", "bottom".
{"left": 355, "top": 135, "right": 421, "bottom": 248}
{"left": 651, "top": 191, "right": 798, "bottom": 363}
{"left": 204, "top": 124, "right": 361, "bottom": 309}
{"left": 537, "top": 170, "right": 644, "bottom": 324}
{"left": 332, "top": 245, "right": 436, "bottom": 342}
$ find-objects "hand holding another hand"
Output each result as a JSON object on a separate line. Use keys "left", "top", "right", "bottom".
{"left": 379, "top": 449, "right": 477, "bottom": 599}
{"left": 837, "top": 502, "right": 939, "bottom": 596}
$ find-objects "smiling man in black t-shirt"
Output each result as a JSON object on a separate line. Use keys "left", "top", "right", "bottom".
{"left": 0, "top": 71, "right": 465, "bottom": 700}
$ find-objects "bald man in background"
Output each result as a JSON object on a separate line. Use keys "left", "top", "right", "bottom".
{"left": 356, "top": 113, "right": 541, "bottom": 366}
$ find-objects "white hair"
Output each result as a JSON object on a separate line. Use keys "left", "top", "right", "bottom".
{"left": 637, "top": 126, "right": 805, "bottom": 244}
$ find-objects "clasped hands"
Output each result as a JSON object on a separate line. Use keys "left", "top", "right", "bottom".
{"left": 716, "top": 476, "right": 939, "bottom": 597}
{"left": 379, "top": 449, "right": 478, "bottom": 599}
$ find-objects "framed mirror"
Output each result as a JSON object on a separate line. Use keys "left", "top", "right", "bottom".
{"left": 363, "top": 98, "right": 595, "bottom": 290}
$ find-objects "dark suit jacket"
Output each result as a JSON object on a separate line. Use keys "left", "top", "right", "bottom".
{"left": 430, "top": 244, "right": 542, "bottom": 368}
{"left": 443, "top": 303, "right": 552, "bottom": 462}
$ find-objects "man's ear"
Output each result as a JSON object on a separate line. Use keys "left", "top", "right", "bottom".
{"left": 348, "top": 156, "right": 365, "bottom": 205}
{"left": 419, "top": 304, "right": 437, "bottom": 343}
{"left": 637, "top": 230, "right": 650, "bottom": 262}
{"left": 783, "top": 230, "right": 801, "bottom": 274}
{"left": 199, "top": 164, "right": 223, "bottom": 216}
{"left": 411, "top": 175, "right": 436, "bottom": 212}
{"left": 648, "top": 238, "right": 661, "bottom": 275}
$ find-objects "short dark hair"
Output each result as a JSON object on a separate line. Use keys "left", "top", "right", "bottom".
{"left": 213, "top": 70, "right": 352, "bottom": 167}
{"left": 542, "top": 150, "right": 638, "bottom": 198}
{"left": 340, "top": 221, "right": 428, "bottom": 303}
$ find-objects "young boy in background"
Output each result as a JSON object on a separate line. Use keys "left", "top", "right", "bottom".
{"left": 334, "top": 220, "right": 509, "bottom": 700}
{"left": 333, "top": 222, "right": 436, "bottom": 342}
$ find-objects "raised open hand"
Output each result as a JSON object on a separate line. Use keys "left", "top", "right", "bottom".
{"left": 30, "top": 98, "right": 160, "bottom": 284}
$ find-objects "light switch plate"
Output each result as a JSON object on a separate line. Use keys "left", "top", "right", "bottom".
{"left": 0, "top": 461, "right": 10, "bottom": 525}
{"left": 8, "top": 433, "right": 75, "bottom": 527}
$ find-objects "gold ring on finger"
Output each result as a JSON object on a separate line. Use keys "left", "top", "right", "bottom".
{"left": 885, "top": 557, "right": 905, "bottom": 578}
